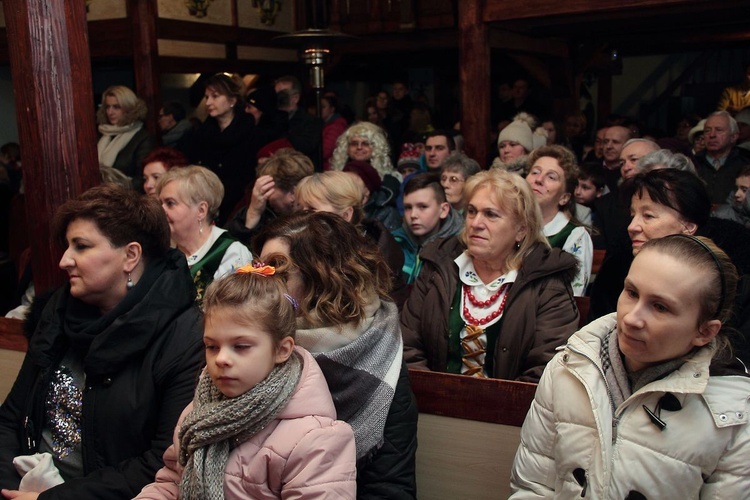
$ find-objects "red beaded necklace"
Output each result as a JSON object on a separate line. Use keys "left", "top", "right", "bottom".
{"left": 462, "top": 283, "right": 510, "bottom": 326}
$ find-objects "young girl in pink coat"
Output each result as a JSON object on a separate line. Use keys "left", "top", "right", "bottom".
{"left": 136, "top": 264, "right": 357, "bottom": 500}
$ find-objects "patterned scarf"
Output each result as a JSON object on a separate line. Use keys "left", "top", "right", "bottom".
{"left": 178, "top": 351, "right": 303, "bottom": 500}
{"left": 295, "top": 298, "right": 402, "bottom": 460}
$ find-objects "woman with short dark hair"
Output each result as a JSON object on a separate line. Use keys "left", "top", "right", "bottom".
{"left": 182, "top": 74, "right": 256, "bottom": 225}
{"left": 0, "top": 184, "right": 204, "bottom": 499}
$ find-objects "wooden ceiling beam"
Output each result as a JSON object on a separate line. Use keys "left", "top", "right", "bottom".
{"left": 484, "top": 0, "right": 708, "bottom": 23}
{"left": 155, "top": 56, "right": 294, "bottom": 76}
{"left": 333, "top": 29, "right": 458, "bottom": 55}
{"left": 488, "top": 29, "right": 568, "bottom": 58}
{"left": 156, "top": 19, "right": 285, "bottom": 46}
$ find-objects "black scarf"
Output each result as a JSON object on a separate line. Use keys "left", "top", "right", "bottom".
{"left": 62, "top": 256, "right": 166, "bottom": 359}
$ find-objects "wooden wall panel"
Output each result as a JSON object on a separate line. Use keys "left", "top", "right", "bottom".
{"left": 484, "top": 0, "right": 699, "bottom": 22}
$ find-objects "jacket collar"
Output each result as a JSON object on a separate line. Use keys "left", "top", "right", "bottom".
{"left": 564, "top": 313, "right": 750, "bottom": 427}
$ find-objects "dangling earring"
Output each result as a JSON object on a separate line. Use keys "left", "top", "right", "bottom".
{"left": 199, "top": 219, "right": 203, "bottom": 234}
{"left": 126, "top": 273, "right": 134, "bottom": 290}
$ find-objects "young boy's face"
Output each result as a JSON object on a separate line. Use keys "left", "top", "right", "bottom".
{"left": 734, "top": 175, "right": 750, "bottom": 207}
{"left": 403, "top": 187, "right": 449, "bottom": 240}
{"left": 574, "top": 178, "right": 602, "bottom": 205}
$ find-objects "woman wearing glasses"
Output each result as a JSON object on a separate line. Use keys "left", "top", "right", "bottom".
{"left": 330, "top": 122, "right": 402, "bottom": 230}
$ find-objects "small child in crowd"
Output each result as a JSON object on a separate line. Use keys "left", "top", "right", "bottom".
{"left": 136, "top": 264, "right": 356, "bottom": 499}
{"left": 712, "top": 164, "right": 750, "bottom": 228}
{"left": 393, "top": 172, "right": 463, "bottom": 284}
{"left": 574, "top": 164, "right": 606, "bottom": 207}
{"left": 574, "top": 163, "right": 606, "bottom": 227}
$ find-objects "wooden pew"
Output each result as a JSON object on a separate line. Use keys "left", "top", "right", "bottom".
{"left": 409, "top": 369, "right": 537, "bottom": 499}
{"left": 2, "top": 319, "right": 539, "bottom": 498}
{"left": 0, "top": 318, "right": 26, "bottom": 402}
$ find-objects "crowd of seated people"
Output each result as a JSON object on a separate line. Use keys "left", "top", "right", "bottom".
{"left": 2, "top": 64, "right": 750, "bottom": 498}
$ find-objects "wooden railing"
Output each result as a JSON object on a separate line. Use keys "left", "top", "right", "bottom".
{"left": 0, "top": 317, "right": 25, "bottom": 352}
{"left": 0, "top": 317, "right": 26, "bottom": 404}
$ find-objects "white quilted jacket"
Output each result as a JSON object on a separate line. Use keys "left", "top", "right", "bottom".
{"left": 510, "top": 313, "right": 750, "bottom": 499}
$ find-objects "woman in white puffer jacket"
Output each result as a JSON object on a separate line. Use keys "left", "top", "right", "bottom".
{"left": 511, "top": 234, "right": 750, "bottom": 499}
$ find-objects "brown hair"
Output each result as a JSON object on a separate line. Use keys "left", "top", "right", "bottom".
{"left": 53, "top": 184, "right": 169, "bottom": 261}
{"left": 204, "top": 73, "right": 245, "bottom": 109}
{"left": 527, "top": 144, "right": 579, "bottom": 218}
{"left": 253, "top": 211, "right": 391, "bottom": 327}
{"left": 640, "top": 235, "right": 737, "bottom": 326}
{"left": 257, "top": 149, "right": 314, "bottom": 193}
{"left": 202, "top": 263, "right": 297, "bottom": 345}
{"left": 403, "top": 172, "right": 447, "bottom": 204}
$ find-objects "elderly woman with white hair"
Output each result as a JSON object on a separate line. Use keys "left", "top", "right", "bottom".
{"left": 330, "top": 121, "right": 402, "bottom": 222}
{"left": 636, "top": 148, "right": 698, "bottom": 175}
{"left": 157, "top": 165, "right": 252, "bottom": 301}
{"left": 330, "top": 121, "right": 398, "bottom": 180}
{"left": 96, "top": 85, "right": 155, "bottom": 190}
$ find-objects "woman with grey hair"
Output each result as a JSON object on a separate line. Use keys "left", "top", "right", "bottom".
{"left": 440, "top": 152, "right": 481, "bottom": 212}
{"left": 636, "top": 148, "right": 697, "bottom": 175}
{"left": 157, "top": 165, "right": 252, "bottom": 301}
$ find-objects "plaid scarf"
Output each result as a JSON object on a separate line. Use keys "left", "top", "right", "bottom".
{"left": 295, "top": 298, "right": 402, "bottom": 460}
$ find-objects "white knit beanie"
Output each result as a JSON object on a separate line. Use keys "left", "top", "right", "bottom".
{"left": 533, "top": 126, "right": 548, "bottom": 149}
{"left": 498, "top": 119, "right": 534, "bottom": 152}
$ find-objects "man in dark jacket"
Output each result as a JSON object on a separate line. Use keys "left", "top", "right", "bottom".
{"left": 274, "top": 75, "right": 323, "bottom": 168}
{"left": 695, "top": 111, "right": 750, "bottom": 203}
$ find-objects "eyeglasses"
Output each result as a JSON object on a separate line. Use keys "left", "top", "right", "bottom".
{"left": 349, "top": 140, "right": 371, "bottom": 148}
{"left": 441, "top": 175, "right": 465, "bottom": 184}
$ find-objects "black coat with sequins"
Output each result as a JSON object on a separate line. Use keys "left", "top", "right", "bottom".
{"left": 0, "top": 250, "right": 205, "bottom": 499}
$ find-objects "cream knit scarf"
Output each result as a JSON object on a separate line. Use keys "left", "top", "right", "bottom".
{"left": 178, "top": 351, "right": 303, "bottom": 500}
{"left": 97, "top": 121, "right": 142, "bottom": 168}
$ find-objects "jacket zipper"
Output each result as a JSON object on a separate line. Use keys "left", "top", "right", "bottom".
{"left": 23, "top": 416, "right": 35, "bottom": 450}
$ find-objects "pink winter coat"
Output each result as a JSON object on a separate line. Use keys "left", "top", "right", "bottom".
{"left": 134, "top": 347, "right": 357, "bottom": 499}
